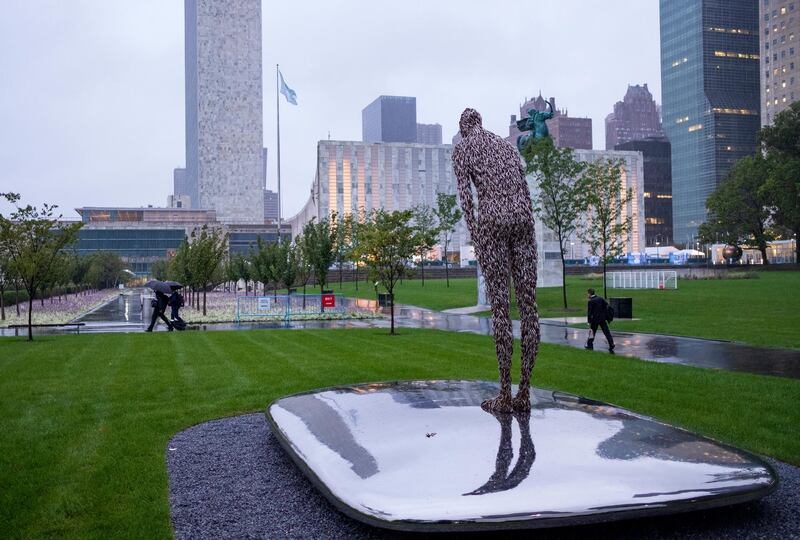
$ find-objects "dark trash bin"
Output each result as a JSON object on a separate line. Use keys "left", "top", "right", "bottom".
{"left": 610, "top": 297, "right": 633, "bottom": 319}
{"left": 378, "top": 292, "right": 393, "bottom": 308}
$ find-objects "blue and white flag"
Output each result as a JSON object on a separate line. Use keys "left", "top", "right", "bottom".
{"left": 279, "top": 70, "right": 297, "bottom": 105}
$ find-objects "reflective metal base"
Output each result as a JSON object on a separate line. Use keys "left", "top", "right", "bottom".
{"left": 266, "top": 381, "right": 777, "bottom": 532}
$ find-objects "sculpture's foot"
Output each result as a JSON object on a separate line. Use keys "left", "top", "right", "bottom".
{"left": 512, "top": 390, "right": 532, "bottom": 411}
{"left": 481, "top": 392, "right": 514, "bottom": 413}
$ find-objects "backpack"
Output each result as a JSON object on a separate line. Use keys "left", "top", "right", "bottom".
{"left": 605, "top": 302, "right": 614, "bottom": 323}
{"left": 175, "top": 292, "right": 185, "bottom": 307}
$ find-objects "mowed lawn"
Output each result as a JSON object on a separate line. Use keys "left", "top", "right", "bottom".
{"left": 327, "top": 271, "right": 800, "bottom": 348}
{"left": 1, "top": 329, "right": 799, "bottom": 538}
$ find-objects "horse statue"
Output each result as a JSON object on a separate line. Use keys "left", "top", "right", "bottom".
{"left": 516, "top": 100, "right": 554, "bottom": 152}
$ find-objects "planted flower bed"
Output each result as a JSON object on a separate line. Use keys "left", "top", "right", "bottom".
{"left": 0, "top": 290, "right": 119, "bottom": 327}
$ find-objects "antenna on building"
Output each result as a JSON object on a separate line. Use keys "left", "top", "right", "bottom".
{"left": 328, "top": 130, "right": 331, "bottom": 140}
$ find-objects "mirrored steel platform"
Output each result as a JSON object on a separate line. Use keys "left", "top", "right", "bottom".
{"left": 266, "top": 380, "right": 777, "bottom": 532}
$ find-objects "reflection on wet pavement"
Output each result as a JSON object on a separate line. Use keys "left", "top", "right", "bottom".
{"left": 4, "top": 296, "right": 798, "bottom": 380}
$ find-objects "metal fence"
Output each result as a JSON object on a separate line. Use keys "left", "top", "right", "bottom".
{"left": 605, "top": 271, "right": 678, "bottom": 290}
{"left": 235, "top": 294, "right": 346, "bottom": 322}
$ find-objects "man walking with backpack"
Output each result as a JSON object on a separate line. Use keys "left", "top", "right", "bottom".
{"left": 585, "top": 288, "right": 615, "bottom": 353}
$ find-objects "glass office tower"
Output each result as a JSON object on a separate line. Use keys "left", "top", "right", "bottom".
{"left": 660, "top": 0, "right": 760, "bottom": 245}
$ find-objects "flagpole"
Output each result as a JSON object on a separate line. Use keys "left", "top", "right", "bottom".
{"left": 276, "top": 64, "right": 282, "bottom": 235}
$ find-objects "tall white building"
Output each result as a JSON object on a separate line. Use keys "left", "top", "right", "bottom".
{"left": 183, "top": 0, "right": 264, "bottom": 223}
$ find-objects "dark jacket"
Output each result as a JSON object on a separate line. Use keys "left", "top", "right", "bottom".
{"left": 587, "top": 295, "right": 608, "bottom": 325}
{"left": 154, "top": 291, "right": 170, "bottom": 312}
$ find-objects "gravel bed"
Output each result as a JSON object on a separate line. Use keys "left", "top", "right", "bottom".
{"left": 167, "top": 414, "right": 799, "bottom": 540}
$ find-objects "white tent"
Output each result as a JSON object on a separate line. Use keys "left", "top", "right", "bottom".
{"left": 644, "top": 246, "right": 678, "bottom": 256}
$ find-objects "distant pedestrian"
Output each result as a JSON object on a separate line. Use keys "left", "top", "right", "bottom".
{"left": 146, "top": 291, "right": 173, "bottom": 332}
{"left": 169, "top": 289, "right": 186, "bottom": 330}
{"left": 585, "top": 288, "right": 614, "bottom": 353}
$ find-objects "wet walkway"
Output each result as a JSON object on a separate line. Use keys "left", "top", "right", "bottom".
{"left": 3, "top": 296, "right": 799, "bottom": 380}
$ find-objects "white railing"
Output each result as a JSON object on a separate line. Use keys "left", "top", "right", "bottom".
{"left": 605, "top": 271, "right": 678, "bottom": 290}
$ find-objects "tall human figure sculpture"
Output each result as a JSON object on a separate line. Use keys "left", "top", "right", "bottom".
{"left": 452, "top": 108, "right": 540, "bottom": 413}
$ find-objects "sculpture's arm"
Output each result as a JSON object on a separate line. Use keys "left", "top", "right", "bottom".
{"left": 453, "top": 146, "right": 477, "bottom": 237}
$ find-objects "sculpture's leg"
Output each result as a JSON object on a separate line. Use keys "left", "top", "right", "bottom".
{"left": 481, "top": 229, "right": 513, "bottom": 413}
{"left": 510, "top": 221, "right": 539, "bottom": 412}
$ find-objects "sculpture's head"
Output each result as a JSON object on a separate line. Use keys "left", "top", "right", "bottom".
{"left": 459, "top": 108, "right": 483, "bottom": 137}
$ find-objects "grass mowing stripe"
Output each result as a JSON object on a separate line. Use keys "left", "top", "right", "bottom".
{"left": 0, "top": 329, "right": 797, "bottom": 539}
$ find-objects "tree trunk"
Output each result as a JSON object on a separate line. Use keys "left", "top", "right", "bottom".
{"left": 421, "top": 254, "right": 425, "bottom": 287}
{"left": 0, "top": 285, "right": 5, "bottom": 321}
{"left": 444, "top": 240, "right": 450, "bottom": 287}
{"left": 759, "top": 243, "right": 770, "bottom": 265}
{"left": 15, "top": 283, "right": 20, "bottom": 316}
{"left": 561, "top": 252, "right": 568, "bottom": 309}
{"left": 390, "top": 291, "right": 395, "bottom": 335}
{"left": 202, "top": 287, "right": 207, "bottom": 316}
{"left": 27, "top": 295, "right": 33, "bottom": 341}
{"left": 602, "top": 259, "right": 608, "bottom": 299}
{"left": 339, "top": 263, "right": 343, "bottom": 287}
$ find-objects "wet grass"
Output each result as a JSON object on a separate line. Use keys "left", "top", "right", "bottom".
{"left": 1, "top": 328, "right": 799, "bottom": 538}
{"left": 328, "top": 271, "right": 800, "bottom": 348}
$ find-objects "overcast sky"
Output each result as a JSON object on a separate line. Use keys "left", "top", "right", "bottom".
{"left": 0, "top": 0, "right": 661, "bottom": 219}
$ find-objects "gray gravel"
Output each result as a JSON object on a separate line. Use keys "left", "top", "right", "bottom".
{"left": 167, "top": 413, "right": 800, "bottom": 540}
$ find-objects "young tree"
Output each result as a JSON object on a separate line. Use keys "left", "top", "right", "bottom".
{"left": 0, "top": 193, "right": 82, "bottom": 340}
{"left": 187, "top": 226, "right": 228, "bottom": 315}
{"left": 331, "top": 212, "right": 353, "bottom": 288}
{"left": 698, "top": 155, "right": 775, "bottom": 264}
{"left": 579, "top": 160, "right": 634, "bottom": 299}
{"left": 0, "top": 247, "right": 10, "bottom": 320}
{"left": 84, "top": 251, "right": 126, "bottom": 289}
{"left": 251, "top": 237, "right": 276, "bottom": 297}
{"left": 168, "top": 239, "right": 191, "bottom": 305}
{"left": 411, "top": 204, "right": 440, "bottom": 287}
{"left": 759, "top": 102, "right": 800, "bottom": 262}
{"left": 273, "top": 237, "right": 299, "bottom": 292}
{"left": 522, "top": 137, "right": 588, "bottom": 309}
{"left": 150, "top": 259, "right": 169, "bottom": 281}
{"left": 355, "top": 209, "right": 419, "bottom": 335}
{"left": 295, "top": 233, "right": 313, "bottom": 305}
{"left": 435, "top": 192, "right": 463, "bottom": 287}
{"left": 303, "top": 218, "right": 335, "bottom": 294}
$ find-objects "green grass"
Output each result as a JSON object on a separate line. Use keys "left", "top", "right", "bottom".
{"left": 327, "top": 271, "right": 800, "bottom": 348}
{"left": 1, "top": 329, "right": 799, "bottom": 538}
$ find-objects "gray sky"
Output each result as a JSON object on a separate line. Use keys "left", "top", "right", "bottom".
{"left": 0, "top": 0, "right": 661, "bottom": 220}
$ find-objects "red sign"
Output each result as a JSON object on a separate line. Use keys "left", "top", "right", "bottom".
{"left": 322, "top": 294, "right": 336, "bottom": 308}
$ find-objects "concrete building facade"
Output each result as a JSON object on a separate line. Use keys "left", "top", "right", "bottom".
{"left": 508, "top": 94, "right": 592, "bottom": 150}
{"left": 288, "top": 140, "right": 468, "bottom": 258}
{"left": 760, "top": 0, "right": 799, "bottom": 125}
{"left": 184, "top": 0, "right": 264, "bottom": 224}
{"left": 660, "top": 0, "right": 760, "bottom": 244}
{"left": 605, "top": 84, "right": 664, "bottom": 149}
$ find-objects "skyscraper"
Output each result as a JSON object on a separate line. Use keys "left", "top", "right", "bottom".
{"left": 660, "top": 0, "right": 760, "bottom": 244}
{"left": 184, "top": 0, "right": 264, "bottom": 224}
{"left": 362, "top": 96, "right": 417, "bottom": 143}
{"left": 615, "top": 137, "right": 673, "bottom": 246}
{"left": 760, "top": 1, "right": 799, "bottom": 126}
{"left": 605, "top": 84, "right": 664, "bottom": 149}
{"left": 508, "top": 94, "right": 592, "bottom": 150}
